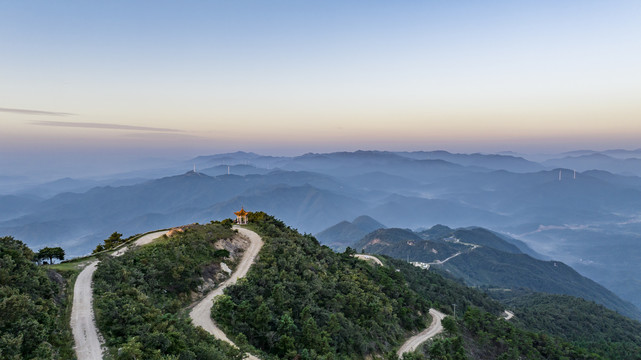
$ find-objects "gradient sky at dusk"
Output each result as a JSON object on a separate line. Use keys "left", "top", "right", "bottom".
{"left": 2, "top": 0, "right": 641, "bottom": 160}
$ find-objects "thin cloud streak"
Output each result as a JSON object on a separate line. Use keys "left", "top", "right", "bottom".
{"left": 0, "top": 107, "right": 75, "bottom": 116}
{"left": 31, "top": 120, "right": 181, "bottom": 132}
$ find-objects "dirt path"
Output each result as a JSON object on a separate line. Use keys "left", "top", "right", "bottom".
{"left": 189, "top": 226, "right": 263, "bottom": 360}
{"left": 428, "top": 251, "right": 463, "bottom": 265}
{"left": 429, "top": 240, "right": 479, "bottom": 266}
{"left": 354, "top": 253, "right": 384, "bottom": 266}
{"left": 112, "top": 230, "right": 167, "bottom": 257}
{"left": 411, "top": 239, "right": 481, "bottom": 270}
{"left": 353, "top": 252, "right": 448, "bottom": 357}
{"left": 70, "top": 260, "right": 103, "bottom": 360}
{"left": 71, "top": 230, "right": 167, "bottom": 360}
{"left": 503, "top": 310, "right": 515, "bottom": 320}
{"left": 397, "top": 308, "right": 447, "bottom": 357}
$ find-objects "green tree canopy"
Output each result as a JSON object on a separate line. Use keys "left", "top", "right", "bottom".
{"left": 37, "top": 246, "right": 65, "bottom": 264}
{"left": 0, "top": 236, "right": 71, "bottom": 358}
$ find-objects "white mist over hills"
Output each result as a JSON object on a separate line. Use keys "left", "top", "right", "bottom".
{"left": 2, "top": 148, "right": 641, "bottom": 313}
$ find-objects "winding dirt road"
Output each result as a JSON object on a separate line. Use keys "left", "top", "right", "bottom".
{"left": 397, "top": 308, "right": 447, "bottom": 357}
{"left": 72, "top": 227, "right": 458, "bottom": 359}
{"left": 71, "top": 230, "right": 167, "bottom": 360}
{"left": 353, "top": 252, "right": 448, "bottom": 357}
{"left": 189, "top": 226, "right": 263, "bottom": 360}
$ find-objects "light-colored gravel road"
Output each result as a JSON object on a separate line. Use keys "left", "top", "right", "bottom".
{"left": 503, "top": 310, "right": 515, "bottom": 320}
{"left": 397, "top": 308, "right": 447, "bottom": 357}
{"left": 71, "top": 230, "right": 167, "bottom": 360}
{"left": 112, "top": 230, "right": 168, "bottom": 257}
{"left": 70, "top": 260, "right": 103, "bottom": 360}
{"left": 189, "top": 226, "right": 263, "bottom": 360}
{"left": 354, "top": 254, "right": 384, "bottom": 266}
{"left": 355, "top": 252, "right": 448, "bottom": 357}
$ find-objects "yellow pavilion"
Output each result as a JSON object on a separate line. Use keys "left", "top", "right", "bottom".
{"left": 234, "top": 207, "right": 248, "bottom": 224}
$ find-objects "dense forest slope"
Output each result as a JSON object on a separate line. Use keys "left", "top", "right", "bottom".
{"left": 391, "top": 257, "right": 641, "bottom": 359}
{"left": 439, "top": 246, "right": 640, "bottom": 320}
{"left": 7, "top": 213, "right": 641, "bottom": 359}
{"left": 491, "top": 290, "right": 641, "bottom": 359}
{"left": 92, "top": 222, "right": 244, "bottom": 359}
{"left": 0, "top": 236, "right": 73, "bottom": 359}
{"left": 354, "top": 226, "right": 641, "bottom": 320}
{"left": 209, "top": 214, "right": 621, "bottom": 359}
{"left": 213, "top": 213, "right": 431, "bottom": 359}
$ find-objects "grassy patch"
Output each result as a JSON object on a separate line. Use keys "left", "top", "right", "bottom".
{"left": 46, "top": 258, "right": 92, "bottom": 272}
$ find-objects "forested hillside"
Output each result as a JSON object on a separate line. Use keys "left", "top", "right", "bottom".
{"left": 8, "top": 213, "right": 639, "bottom": 359}
{"left": 213, "top": 213, "right": 431, "bottom": 359}
{"left": 455, "top": 306, "right": 597, "bottom": 360}
{"left": 388, "top": 258, "right": 592, "bottom": 359}
{"left": 353, "top": 226, "right": 641, "bottom": 320}
{"left": 492, "top": 290, "right": 641, "bottom": 359}
{"left": 209, "top": 214, "right": 614, "bottom": 359}
{"left": 0, "top": 236, "right": 73, "bottom": 359}
{"left": 438, "top": 246, "right": 641, "bottom": 320}
{"left": 354, "top": 228, "right": 466, "bottom": 262}
{"left": 389, "top": 258, "right": 641, "bottom": 359}
{"left": 92, "top": 222, "right": 244, "bottom": 359}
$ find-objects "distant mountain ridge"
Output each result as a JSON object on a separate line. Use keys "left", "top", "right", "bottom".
{"left": 544, "top": 153, "right": 641, "bottom": 176}
{"left": 354, "top": 228, "right": 466, "bottom": 262}
{"left": 200, "top": 164, "right": 270, "bottom": 176}
{"left": 315, "top": 215, "right": 385, "bottom": 251}
{"left": 394, "top": 150, "right": 545, "bottom": 172}
{"left": 4, "top": 149, "right": 641, "bottom": 313}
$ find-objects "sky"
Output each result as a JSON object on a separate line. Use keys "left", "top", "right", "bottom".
{"left": 2, "top": 0, "right": 641, "bottom": 167}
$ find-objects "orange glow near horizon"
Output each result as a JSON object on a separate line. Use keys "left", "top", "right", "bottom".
{"left": 2, "top": 1, "right": 641, "bottom": 155}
